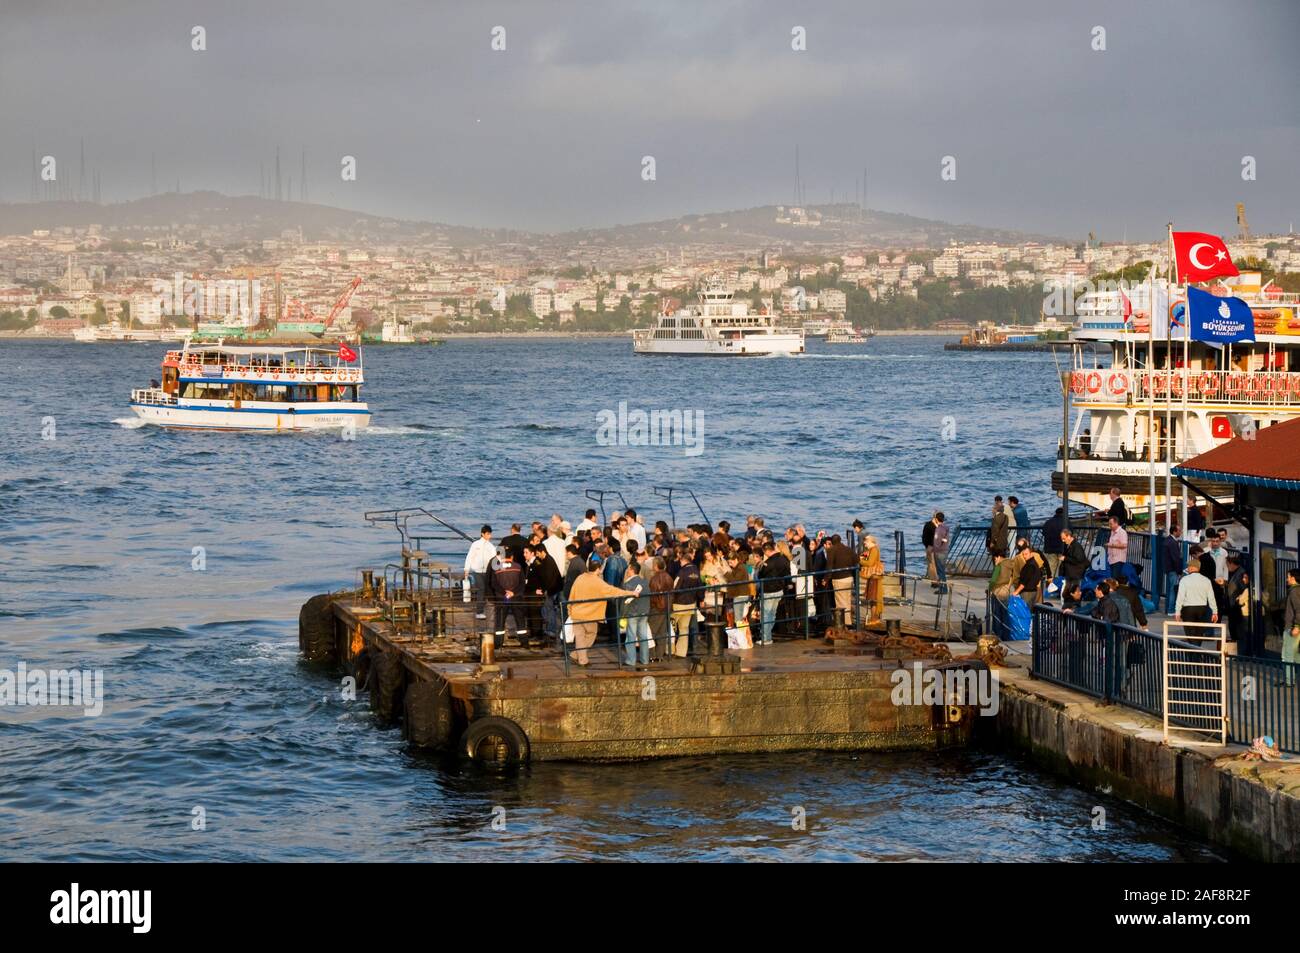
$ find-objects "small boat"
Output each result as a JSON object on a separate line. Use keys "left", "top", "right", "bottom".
{"left": 827, "top": 325, "right": 870, "bottom": 344}
{"left": 129, "top": 340, "right": 372, "bottom": 431}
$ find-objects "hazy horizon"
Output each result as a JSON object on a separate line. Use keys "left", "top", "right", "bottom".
{"left": 2, "top": 0, "right": 1297, "bottom": 240}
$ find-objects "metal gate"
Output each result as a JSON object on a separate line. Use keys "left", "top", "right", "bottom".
{"left": 1161, "top": 620, "right": 1227, "bottom": 747}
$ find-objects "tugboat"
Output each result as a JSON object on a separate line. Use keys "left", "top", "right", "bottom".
{"left": 129, "top": 340, "right": 372, "bottom": 431}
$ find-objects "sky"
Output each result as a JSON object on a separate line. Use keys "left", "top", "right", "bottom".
{"left": 1, "top": 0, "right": 1297, "bottom": 240}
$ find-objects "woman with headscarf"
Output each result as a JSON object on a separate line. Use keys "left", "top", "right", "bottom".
{"left": 859, "top": 535, "right": 885, "bottom": 624}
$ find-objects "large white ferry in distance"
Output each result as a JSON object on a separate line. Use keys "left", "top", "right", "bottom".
{"left": 1056, "top": 272, "right": 1300, "bottom": 515}
{"left": 632, "top": 278, "right": 805, "bottom": 356}
{"left": 129, "top": 340, "right": 372, "bottom": 431}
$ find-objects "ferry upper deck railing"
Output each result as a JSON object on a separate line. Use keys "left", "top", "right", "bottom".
{"left": 584, "top": 489, "right": 631, "bottom": 527}
{"left": 1069, "top": 367, "right": 1300, "bottom": 406}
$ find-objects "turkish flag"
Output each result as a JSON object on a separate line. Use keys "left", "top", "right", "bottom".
{"left": 1119, "top": 288, "right": 1132, "bottom": 322}
{"left": 1173, "top": 231, "right": 1239, "bottom": 283}
{"left": 338, "top": 342, "right": 358, "bottom": 362}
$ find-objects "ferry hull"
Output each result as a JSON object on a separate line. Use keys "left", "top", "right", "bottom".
{"left": 130, "top": 403, "right": 371, "bottom": 431}
{"left": 633, "top": 334, "right": 805, "bottom": 357}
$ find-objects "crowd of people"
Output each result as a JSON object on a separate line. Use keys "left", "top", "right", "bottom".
{"left": 978, "top": 485, "right": 1281, "bottom": 653}
{"left": 463, "top": 508, "right": 891, "bottom": 668}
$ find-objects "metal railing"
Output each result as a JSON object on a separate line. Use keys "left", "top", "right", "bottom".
{"left": 1069, "top": 368, "right": 1300, "bottom": 407}
{"left": 1031, "top": 605, "right": 1299, "bottom": 753}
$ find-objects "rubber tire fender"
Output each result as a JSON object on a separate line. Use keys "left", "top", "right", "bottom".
{"left": 460, "top": 716, "right": 530, "bottom": 765}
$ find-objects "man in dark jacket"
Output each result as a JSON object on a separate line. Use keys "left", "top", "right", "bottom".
{"left": 499, "top": 524, "right": 527, "bottom": 564}
{"left": 562, "top": 542, "right": 585, "bottom": 600}
{"left": 756, "top": 542, "right": 790, "bottom": 645}
{"left": 489, "top": 548, "right": 526, "bottom": 648}
{"left": 671, "top": 551, "right": 703, "bottom": 655}
{"left": 921, "top": 516, "right": 937, "bottom": 580}
{"left": 1107, "top": 488, "right": 1129, "bottom": 527}
{"left": 1161, "top": 527, "right": 1184, "bottom": 612}
{"left": 987, "top": 498, "right": 1009, "bottom": 558}
{"left": 1059, "top": 528, "right": 1089, "bottom": 585}
{"left": 825, "top": 535, "right": 857, "bottom": 627}
{"left": 1041, "top": 507, "right": 1065, "bottom": 578}
{"left": 524, "top": 544, "right": 563, "bottom": 645}
{"left": 811, "top": 535, "right": 832, "bottom": 634}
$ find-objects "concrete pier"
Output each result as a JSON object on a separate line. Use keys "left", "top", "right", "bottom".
{"left": 300, "top": 590, "right": 982, "bottom": 763}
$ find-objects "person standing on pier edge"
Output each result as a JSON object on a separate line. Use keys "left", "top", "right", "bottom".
{"left": 567, "top": 557, "right": 641, "bottom": 667}
{"left": 1059, "top": 528, "right": 1088, "bottom": 589}
{"left": 921, "top": 513, "right": 937, "bottom": 581}
{"left": 1175, "top": 557, "right": 1218, "bottom": 637}
{"left": 622, "top": 561, "right": 652, "bottom": 667}
{"left": 1162, "top": 526, "right": 1184, "bottom": 612}
{"left": 860, "top": 535, "right": 885, "bottom": 625}
{"left": 1282, "top": 569, "right": 1300, "bottom": 686}
{"left": 987, "top": 497, "right": 1009, "bottom": 559}
{"left": 1107, "top": 487, "right": 1129, "bottom": 527}
{"left": 562, "top": 542, "right": 584, "bottom": 600}
{"left": 757, "top": 541, "right": 789, "bottom": 645}
{"left": 672, "top": 549, "right": 703, "bottom": 656}
{"left": 489, "top": 547, "right": 527, "bottom": 649}
{"left": 500, "top": 524, "right": 527, "bottom": 564}
{"left": 1041, "top": 507, "right": 1065, "bottom": 580}
{"left": 1012, "top": 543, "right": 1045, "bottom": 608}
{"left": 1009, "top": 496, "right": 1030, "bottom": 556}
{"left": 463, "top": 525, "right": 495, "bottom": 620}
{"left": 825, "top": 534, "right": 856, "bottom": 628}
{"left": 648, "top": 557, "right": 675, "bottom": 661}
{"left": 1105, "top": 516, "right": 1129, "bottom": 580}
{"left": 931, "top": 513, "right": 950, "bottom": 595}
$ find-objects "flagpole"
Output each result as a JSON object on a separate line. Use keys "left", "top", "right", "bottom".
{"left": 1147, "top": 265, "right": 1156, "bottom": 531}
{"left": 1165, "top": 223, "right": 1175, "bottom": 532}
{"left": 1174, "top": 225, "right": 1190, "bottom": 535}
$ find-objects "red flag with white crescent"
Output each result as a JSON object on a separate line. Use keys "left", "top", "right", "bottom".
{"left": 1119, "top": 288, "right": 1132, "bottom": 322}
{"left": 1172, "top": 231, "right": 1240, "bottom": 283}
{"left": 338, "top": 342, "right": 358, "bottom": 362}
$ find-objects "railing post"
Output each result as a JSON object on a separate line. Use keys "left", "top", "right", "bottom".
{"left": 803, "top": 571, "right": 811, "bottom": 640}
{"left": 614, "top": 595, "right": 624, "bottom": 669}
{"left": 560, "top": 596, "right": 571, "bottom": 677}
{"left": 1103, "top": 621, "right": 1115, "bottom": 703}
{"left": 852, "top": 565, "right": 861, "bottom": 630}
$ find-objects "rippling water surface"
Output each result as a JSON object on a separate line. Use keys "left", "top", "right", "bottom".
{"left": 0, "top": 336, "right": 1221, "bottom": 860}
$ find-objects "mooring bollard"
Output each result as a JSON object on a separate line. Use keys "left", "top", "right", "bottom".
{"left": 361, "top": 569, "right": 375, "bottom": 600}
{"left": 480, "top": 631, "right": 495, "bottom": 665}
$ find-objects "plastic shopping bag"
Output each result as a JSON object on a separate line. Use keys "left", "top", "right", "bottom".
{"left": 462, "top": 577, "right": 471, "bottom": 603}
{"left": 562, "top": 617, "right": 575, "bottom": 644}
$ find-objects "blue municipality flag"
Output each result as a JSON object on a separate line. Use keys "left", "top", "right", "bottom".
{"left": 1186, "top": 285, "right": 1254, "bottom": 346}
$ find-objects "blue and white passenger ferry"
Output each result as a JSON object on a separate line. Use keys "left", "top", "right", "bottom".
{"left": 129, "top": 341, "right": 372, "bottom": 431}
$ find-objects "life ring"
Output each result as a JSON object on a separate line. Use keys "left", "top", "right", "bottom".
{"left": 1199, "top": 373, "right": 1217, "bottom": 395}
{"left": 1225, "top": 373, "right": 1245, "bottom": 395}
{"left": 1070, "top": 371, "right": 1085, "bottom": 395}
{"left": 1085, "top": 371, "right": 1102, "bottom": 394}
{"left": 1250, "top": 375, "right": 1269, "bottom": 397}
{"left": 1171, "top": 372, "right": 1184, "bottom": 396}
{"left": 1290, "top": 374, "right": 1300, "bottom": 395}
{"left": 272, "top": 370, "right": 280, "bottom": 380}
{"left": 1108, "top": 372, "right": 1128, "bottom": 396}
{"left": 321, "top": 367, "right": 334, "bottom": 377}
{"left": 1153, "top": 372, "right": 1169, "bottom": 394}
{"left": 1271, "top": 374, "right": 1288, "bottom": 395}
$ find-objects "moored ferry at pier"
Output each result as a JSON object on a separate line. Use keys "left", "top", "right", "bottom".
{"left": 129, "top": 341, "right": 372, "bottom": 431}
{"left": 1055, "top": 277, "right": 1300, "bottom": 514}
{"left": 632, "top": 279, "right": 805, "bottom": 357}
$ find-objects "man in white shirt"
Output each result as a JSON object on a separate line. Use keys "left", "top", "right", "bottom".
{"left": 625, "top": 508, "right": 648, "bottom": 552}
{"left": 543, "top": 525, "right": 569, "bottom": 574}
{"left": 1175, "top": 558, "right": 1219, "bottom": 640}
{"left": 463, "top": 525, "right": 496, "bottom": 620}
{"left": 575, "top": 509, "right": 598, "bottom": 534}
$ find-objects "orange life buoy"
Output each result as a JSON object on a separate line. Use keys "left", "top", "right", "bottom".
{"left": 1070, "top": 371, "right": 1086, "bottom": 395}
{"left": 1086, "top": 371, "right": 1102, "bottom": 394}
{"left": 1171, "top": 372, "right": 1185, "bottom": 396}
{"left": 1225, "top": 373, "right": 1244, "bottom": 394}
{"left": 1290, "top": 374, "right": 1300, "bottom": 395}
{"left": 1271, "top": 374, "right": 1288, "bottom": 395}
{"left": 1251, "top": 375, "right": 1269, "bottom": 396}
{"left": 1108, "top": 371, "right": 1128, "bottom": 396}
{"left": 1199, "top": 373, "right": 1217, "bottom": 395}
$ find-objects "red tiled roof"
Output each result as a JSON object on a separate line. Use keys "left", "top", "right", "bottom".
{"left": 1173, "top": 417, "right": 1300, "bottom": 489}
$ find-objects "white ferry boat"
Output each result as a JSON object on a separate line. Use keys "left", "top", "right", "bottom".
{"left": 129, "top": 341, "right": 372, "bottom": 431}
{"left": 632, "top": 280, "right": 805, "bottom": 357}
{"left": 1056, "top": 277, "right": 1300, "bottom": 514}
{"left": 74, "top": 324, "right": 190, "bottom": 343}
{"left": 827, "top": 324, "right": 874, "bottom": 344}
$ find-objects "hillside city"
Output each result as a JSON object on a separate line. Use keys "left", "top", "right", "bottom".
{"left": 2, "top": 198, "right": 1297, "bottom": 340}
